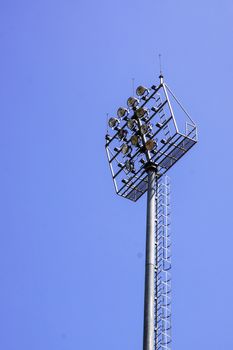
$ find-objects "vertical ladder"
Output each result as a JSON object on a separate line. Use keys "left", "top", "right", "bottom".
{"left": 155, "top": 175, "right": 171, "bottom": 350}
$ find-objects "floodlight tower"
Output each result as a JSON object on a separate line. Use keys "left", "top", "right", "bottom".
{"left": 105, "top": 74, "right": 197, "bottom": 350}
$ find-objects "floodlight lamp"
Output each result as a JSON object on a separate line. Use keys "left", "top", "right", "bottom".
{"left": 127, "top": 97, "right": 139, "bottom": 108}
{"left": 108, "top": 117, "right": 119, "bottom": 128}
{"left": 131, "top": 134, "right": 140, "bottom": 146}
{"left": 118, "top": 129, "right": 128, "bottom": 140}
{"left": 141, "top": 124, "right": 151, "bottom": 135}
{"left": 121, "top": 143, "right": 131, "bottom": 155}
{"left": 136, "top": 107, "right": 149, "bottom": 119}
{"left": 125, "top": 159, "right": 134, "bottom": 172}
{"left": 145, "top": 139, "right": 155, "bottom": 151}
{"left": 136, "top": 85, "right": 149, "bottom": 97}
{"left": 117, "top": 107, "right": 128, "bottom": 118}
{"left": 127, "top": 119, "right": 136, "bottom": 130}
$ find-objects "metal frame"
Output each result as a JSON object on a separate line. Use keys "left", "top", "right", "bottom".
{"left": 105, "top": 75, "right": 197, "bottom": 202}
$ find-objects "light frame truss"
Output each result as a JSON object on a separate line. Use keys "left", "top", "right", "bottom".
{"left": 105, "top": 76, "right": 197, "bottom": 202}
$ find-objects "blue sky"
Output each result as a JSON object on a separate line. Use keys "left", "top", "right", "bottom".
{"left": 0, "top": 0, "right": 233, "bottom": 349}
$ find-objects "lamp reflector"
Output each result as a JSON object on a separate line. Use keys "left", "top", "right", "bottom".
{"left": 145, "top": 139, "right": 155, "bottom": 151}
{"left": 127, "top": 119, "right": 136, "bottom": 130}
{"left": 127, "top": 97, "right": 139, "bottom": 108}
{"left": 131, "top": 134, "right": 140, "bottom": 146}
{"left": 108, "top": 117, "right": 119, "bottom": 128}
{"left": 136, "top": 85, "right": 149, "bottom": 96}
{"left": 121, "top": 143, "right": 130, "bottom": 155}
{"left": 141, "top": 124, "right": 149, "bottom": 135}
{"left": 118, "top": 129, "right": 128, "bottom": 140}
{"left": 136, "top": 107, "right": 149, "bottom": 119}
{"left": 117, "top": 107, "right": 128, "bottom": 118}
{"left": 125, "top": 159, "right": 134, "bottom": 172}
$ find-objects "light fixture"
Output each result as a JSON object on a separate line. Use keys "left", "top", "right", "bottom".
{"left": 121, "top": 143, "right": 131, "bottom": 155}
{"left": 127, "top": 119, "right": 136, "bottom": 130}
{"left": 141, "top": 124, "right": 150, "bottom": 135}
{"left": 125, "top": 159, "right": 134, "bottom": 172}
{"left": 118, "top": 129, "right": 128, "bottom": 140}
{"left": 127, "top": 97, "right": 139, "bottom": 108}
{"left": 117, "top": 107, "right": 128, "bottom": 118}
{"left": 136, "top": 85, "right": 149, "bottom": 97}
{"left": 136, "top": 107, "right": 149, "bottom": 119}
{"left": 131, "top": 134, "right": 140, "bottom": 146}
{"left": 145, "top": 139, "right": 155, "bottom": 151}
{"left": 108, "top": 117, "right": 119, "bottom": 128}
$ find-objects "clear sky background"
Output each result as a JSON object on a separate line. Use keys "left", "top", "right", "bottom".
{"left": 0, "top": 1, "right": 233, "bottom": 349}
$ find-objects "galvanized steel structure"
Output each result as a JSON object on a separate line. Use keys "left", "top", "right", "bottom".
{"left": 105, "top": 74, "right": 197, "bottom": 350}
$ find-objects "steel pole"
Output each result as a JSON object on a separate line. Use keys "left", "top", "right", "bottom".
{"left": 143, "top": 165, "right": 156, "bottom": 350}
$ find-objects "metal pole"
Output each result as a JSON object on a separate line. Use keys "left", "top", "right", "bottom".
{"left": 143, "top": 164, "right": 157, "bottom": 350}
